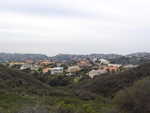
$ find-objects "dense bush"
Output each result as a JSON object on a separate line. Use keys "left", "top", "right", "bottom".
{"left": 75, "top": 90, "right": 96, "bottom": 100}
{"left": 48, "top": 75, "right": 73, "bottom": 86}
{"left": 76, "top": 63, "right": 150, "bottom": 96}
{"left": 16, "top": 107, "right": 49, "bottom": 113}
{"left": 113, "top": 77, "right": 150, "bottom": 113}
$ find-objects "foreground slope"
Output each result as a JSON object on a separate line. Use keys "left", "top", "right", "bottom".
{"left": 76, "top": 62, "right": 150, "bottom": 96}
{"left": 0, "top": 64, "right": 112, "bottom": 113}
{"left": 0, "top": 64, "right": 70, "bottom": 96}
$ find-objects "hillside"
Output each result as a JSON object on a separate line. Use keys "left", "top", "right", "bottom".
{"left": 50, "top": 53, "right": 123, "bottom": 62}
{"left": 110, "top": 56, "right": 150, "bottom": 65}
{"left": 0, "top": 64, "right": 112, "bottom": 113}
{"left": 0, "top": 53, "right": 48, "bottom": 62}
{"left": 1, "top": 52, "right": 150, "bottom": 65}
{"left": 50, "top": 52, "right": 150, "bottom": 65}
{"left": 0, "top": 62, "right": 150, "bottom": 113}
{"left": 110, "top": 52, "right": 150, "bottom": 65}
{"left": 127, "top": 52, "right": 150, "bottom": 58}
{"left": 75, "top": 62, "right": 150, "bottom": 97}
{"left": 0, "top": 64, "right": 69, "bottom": 96}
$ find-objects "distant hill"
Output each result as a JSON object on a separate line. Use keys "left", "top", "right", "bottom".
{"left": 0, "top": 52, "right": 150, "bottom": 65}
{"left": 50, "top": 53, "right": 123, "bottom": 62}
{"left": 127, "top": 52, "right": 150, "bottom": 58}
{"left": 51, "top": 52, "right": 150, "bottom": 65}
{"left": 110, "top": 56, "right": 150, "bottom": 65}
{"left": 0, "top": 53, "right": 48, "bottom": 62}
{"left": 75, "top": 62, "right": 150, "bottom": 97}
{"left": 111, "top": 52, "right": 150, "bottom": 65}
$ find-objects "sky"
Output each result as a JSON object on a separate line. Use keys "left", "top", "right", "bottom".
{"left": 0, "top": 0, "right": 150, "bottom": 56}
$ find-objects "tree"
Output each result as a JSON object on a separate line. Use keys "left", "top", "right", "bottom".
{"left": 48, "top": 74, "right": 72, "bottom": 86}
{"left": 113, "top": 77, "right": 150, "bottom": 113}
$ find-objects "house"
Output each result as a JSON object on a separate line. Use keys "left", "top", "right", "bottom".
{"left": 77, "top": 60, "right": 92, "bottom": 68}
{"left": 56, "top": 63, "right": 63, "bottom": 67}
{"left": 67, "top": 66, "right": 81, "bottom": 73}
{"left": 92, "top": 58, "right": 99, "bottom": 63}
{"left": 108, "top": 64, "right": 122, "bottom": 67}
{"left": 42, "top": 68, "right": 52, "bottom": 73}
{"left": 89, "top": 69, "right": 107, "bottom": 79}
{"left": 30, "top": 65, "right": 40, "bottom": 71}
{"left": 99, "top": 59, "right": 110, "bottom": 65}
{"left": 42, "top": 67, "right": 64, "bottom": 74}
{"left": 25, "top": 59, "right": 34, "bottom": 64}
{"left": 51, "top": 67, "right": 64, "bottom": 75}
{"left": 9, "top": 62, "right": 25, "bottom": 67}
{"left": 124, "top": 64, "right": 138, "bottom": 69}
{"left": 39, "top": 61, "right": 55, "bottom": 66}
{"left": 103, "top": 65, "right": 120, "bottom": 73}
{"left": 20, "top": 64, "right": 33, "bottom": 70}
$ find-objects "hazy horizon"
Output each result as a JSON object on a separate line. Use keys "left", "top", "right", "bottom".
{"left": 1, "top": 51, "right": 150, "bottom": 57}
{"left": 1, "top": 0, "right": 150, "bottom": 56}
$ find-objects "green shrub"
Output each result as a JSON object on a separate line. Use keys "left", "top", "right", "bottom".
{"left": 48, "top": 75, "right": 72, "bottom": 86}
{"left": 113, "top": 77, "right": 150, "bottom": 113}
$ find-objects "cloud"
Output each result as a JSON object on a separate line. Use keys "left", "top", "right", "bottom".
{"left": 0, "top": 0, "right": 150, "bottom": 55}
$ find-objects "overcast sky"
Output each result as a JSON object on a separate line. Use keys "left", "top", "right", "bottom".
{"left": 0, "top": 0, "right": 150, "bottom": 56}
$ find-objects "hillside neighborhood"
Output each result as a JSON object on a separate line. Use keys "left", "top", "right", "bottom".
{"left": 2, "top": 56, "right": 138, "bottom": 79}
{"left": 0, "top": 53, "right": 148, "bottom": 113}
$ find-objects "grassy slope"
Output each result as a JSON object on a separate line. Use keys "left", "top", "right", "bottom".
{"left": 2, "top": 62, "right": 150, "bottom": 113}
{"left": 0, "top": 65, "right": 112, "bottom": 113}
{"left": 0, "top": 92, "right": 113, "bottom": 113}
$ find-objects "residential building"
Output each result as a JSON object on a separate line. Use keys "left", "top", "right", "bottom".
{"left": 77, "top": 60, "right": 92, "bottom": 67}
{"left": 25, "top": 59, "right": 34, "bottom": 64}
{"left": 9, "top": 62, "right": 25, "bottom": 67}
{"left": 30, "top": 65, "right": 40, "bottom": 71}
{"left": 20, "top": 64, "right": 33, "bottom": 70}
{"left": 51, "top": 67, "right": 64, "bottom": 75}
{"left": 99, "top": 59, "right": 110, "bottom": 65}
{"left": 124, "top": 64, "right": 138, "bottom": 69}
{"left": 67, "top": 66, "right": 81, "bottom": 73}
{"left": 89, "top": 69, "right": 107, "bottom": 79}
{"left": 103, "top": 65, "right": 120, "bottom": 73}
{"left": 42, "top": 68, "right": 52, "bottom": 73}
{"left": 39, "top": 60, "right": 55, "bottom": 66}
{"left": 108, "top": 64, "right": 122, "bottom": 67}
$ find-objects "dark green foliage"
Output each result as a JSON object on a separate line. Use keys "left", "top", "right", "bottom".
{"left": 48, "top": 75, "right": 72, "bottom": 86}
{"left": 76, "top": 63, "right": 150, "bottom": 96}
{"left": 0, "top": 92, "right": 112, "bottom": 113}
{"left": 74, "top": 90, "right": 96, "bottom": 100}
{"left": 0, "top": 64, "right": 50, "bottom": 95}
{"left": 0, "top": 93, "right": 36, "bottom": 113}
{"left": 0, "top": 64, "right": 71, "bottom": 97}
{"left": 113, "top": 77, "right": 150, "bottom": 113}
{"left": 1, "top": 62, "right": 150, "bottom": 113}
{"left": 16, "top": 107, "right": 49, "bottom": 113}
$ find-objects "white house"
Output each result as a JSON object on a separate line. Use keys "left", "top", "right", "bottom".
{"left": 124, "top": 64, "right": 138, "bottom": 69}
{"left": 20, "top": 64, "right": 32, "bottom": 70}
{"left": 20, "top": 64, "right": 40, "bottom": 71}
{"left": 99, "top": 59, "right": 110, "bottom": 65}
{"left": 89, "top": 69, "right": 107, "bottom": 79}
{"left": 108, "top": 64, "right": 122, "bottom": 67}
{"left": 51, "top": 67, "right": 64, "bottom": 75}
{"left": 31, "top": 65, "right": 40, "bottom": 71}
{"left": 9, "top": 62, "right": 25, "bottom": 67}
